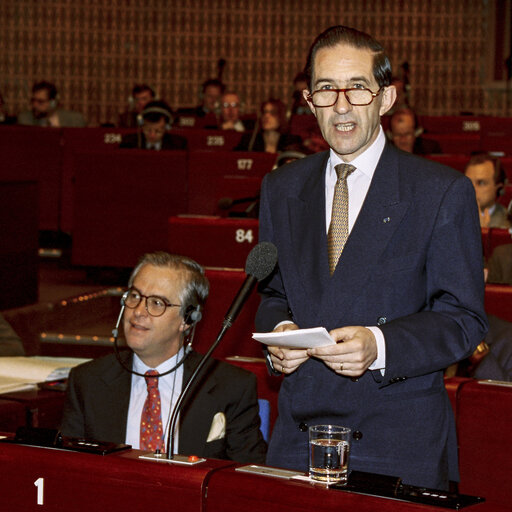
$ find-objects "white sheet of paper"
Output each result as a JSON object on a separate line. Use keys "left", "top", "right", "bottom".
{"left": 252, "top": 327, "right": 335, "bottom": 349}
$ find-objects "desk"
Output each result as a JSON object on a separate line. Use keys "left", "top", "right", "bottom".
{"left": 0, "top": 441, "right": 506, "bottom": 512}
{"left": 0, "top": 399, "right": 26, "bottom": 432}
{"left": 0, "top": 441, "right": 232, "bottom": 511}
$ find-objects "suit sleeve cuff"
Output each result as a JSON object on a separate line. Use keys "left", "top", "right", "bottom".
{"left": 366, "top": 326, "right": 386, "bottom": 372}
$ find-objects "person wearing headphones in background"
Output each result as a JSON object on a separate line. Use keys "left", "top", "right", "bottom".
{"left": 18, "top": 80, "right": 86, "bottom": 127}
{"left": 119, "top": 100, "right": 187, "bottom": 151}
{"left": 61, "top": 252, "right": 267, "bottom": 462}
{"left": 464, "top": 152, "right": 510, "bottom": 229}
{"left": 118, "top": 83, "right": 156, "bottom": 128}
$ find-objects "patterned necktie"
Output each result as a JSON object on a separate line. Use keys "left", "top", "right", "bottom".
{"left": 140, "top": 370, "right": 164, "bottom": 452}
{"left": 327, "top": 163, "right": 356, "bottom": 275}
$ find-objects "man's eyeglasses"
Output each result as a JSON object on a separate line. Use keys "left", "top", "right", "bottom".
{"left": 123, "top": 288, "right": 181, "bottom": 317}
{"left": 307, "top": 87, "right": 382, "bottom": 107}
{"left": 222, "top": 102, "right": 239, "bottom": 108}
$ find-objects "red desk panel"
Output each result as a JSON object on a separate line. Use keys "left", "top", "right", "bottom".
{"left": 484, "top": 284, "right": 512, "bottom": 322}
{"left": 0, "top": 399, "right": 26, "bottom": 432}
{"left": 419, "top": 116, "right": 483, "bottom": 134}
{"left": 421, "top": 133, "right": 481, "bottom": 155}
{"left": 457, "top": 380, "right": 512, "bottom": 506}
{"left": 168, "top": 216, "right": 258, "bottom": 269}
{"left": 192, "top": 268, "right": 263, "bottom": 359}
{"left": 187, "top": 150, "right": 274, "bottom": 215}
{"left": 0, "top": 125, "right": 63, "bottom": 230}
{"left": 425, "top": 155, "right": 512, "bottom": 182}
{"left": 480, "top": 134, "right": 512, "bottom": 155}
{"left": 173, "top": 128, "right": 244, "bottom": 151}
{"left": 0, "top": 441, "right": 232, "bottom": 512}
{"left": 206, "top": 466, "right": 502, "bottom": 512}
{"left": 72, "top": 149, "right": 188, "bottom": 267}
{"left": 60, "top": 127, "right": 135, "bottom": 232}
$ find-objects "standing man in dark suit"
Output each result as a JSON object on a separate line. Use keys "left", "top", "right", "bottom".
{"left": 256, "top": 26, "right": 487, "bottom": 489}
{"left": 61, "top": 252, "right": 266, "bottom": 463}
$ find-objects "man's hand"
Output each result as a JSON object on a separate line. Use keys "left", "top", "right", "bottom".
{"left": 268, "top": 323, "right": 309, "bottom": 374}
{"left": 308, "top": 326, "right": 378, "bottom": 377}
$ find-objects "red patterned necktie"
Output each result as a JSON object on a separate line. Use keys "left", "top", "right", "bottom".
{"left": 327, "top": 163, "right": 356, "bottom": 275}
{"left": 140, "top": 370, "right": 165, "bottom": 452}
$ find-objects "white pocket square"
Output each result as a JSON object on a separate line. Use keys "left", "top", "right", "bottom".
{"left": 207, "top": 412, "right": 226, "bottom": 442}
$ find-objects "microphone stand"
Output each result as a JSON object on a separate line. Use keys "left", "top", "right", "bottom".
{"left": 166, "top": 323, "right": 230, "bottom": 459}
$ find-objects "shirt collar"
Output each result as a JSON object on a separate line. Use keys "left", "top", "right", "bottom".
{"left": 327, "top": 125, "right": 386, "bottom": 180}
{"left": 132, "top": 347, "right": 185, "bottom": 376}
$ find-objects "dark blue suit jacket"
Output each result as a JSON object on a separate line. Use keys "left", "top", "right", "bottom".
{"left": 256, "top": 143, "right": 488, "bottom": 489}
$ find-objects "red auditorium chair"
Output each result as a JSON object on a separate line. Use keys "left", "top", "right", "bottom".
{"left": 485, "top": 284, "right": 512, "bottom": 322}
{"left": 168, "top": 216, "right": 258, "bottom": 269}
{"left": 456, "top": 379, "right": 512, "bottom": 507}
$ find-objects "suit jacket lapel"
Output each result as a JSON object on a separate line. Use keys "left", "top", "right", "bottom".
{"left": 100, "top": 352, "right": 132, "bottom": 442}
{"left": 319, "top": 143, "right": 411, "bottom": 326}
{"left": 288, "top": 152, "right": 331, "bottom": 306}
{"left": 179, "top": 351, "right": 218, "bottom": 454}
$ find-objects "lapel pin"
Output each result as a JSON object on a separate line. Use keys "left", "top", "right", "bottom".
{"left": 383, "top": 217, "right": 391, "bottom": 223}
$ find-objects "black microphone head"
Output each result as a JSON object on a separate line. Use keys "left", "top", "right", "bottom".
{"left": 245, "top": 242, "right": 278, "bottom": 281}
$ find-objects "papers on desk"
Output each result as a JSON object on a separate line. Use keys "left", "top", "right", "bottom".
{"left": 0, "top": 356, "right": 90, "bottom": 394}
{"left": 252, "top": 327, "right": 335, "bottom": 349}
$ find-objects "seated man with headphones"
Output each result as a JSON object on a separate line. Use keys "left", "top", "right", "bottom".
{"left": 120, "top": 100, "right": 187, "bottom": 151}
{"left": 464, "top": 152, "right": 510, "bottom": 229}
{"left": 61, "top": 252, "right": 267, "bottom": 463}
{"left": 18, "top": 80, "right": 86, "bottom": 127}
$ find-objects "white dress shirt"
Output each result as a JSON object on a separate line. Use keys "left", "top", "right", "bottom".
{"left": 325, "top": 126, "right": 386, "bottom": 371}
{"left": 125, "top": 348, "right": 185, "bottom": 451}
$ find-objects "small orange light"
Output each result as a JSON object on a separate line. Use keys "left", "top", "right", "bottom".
{"left": 188, "top": 455, "right": 199, "bottom": 462}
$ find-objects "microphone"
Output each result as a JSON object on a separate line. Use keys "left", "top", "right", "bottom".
{"left": 166, "top": 241, "right": 277, "bottom": 459}
{"left": 217, "top": 195, "right": 260, "bottom": 210}
{"left": 222, "top": 241, "right": 277, "bottom": 329}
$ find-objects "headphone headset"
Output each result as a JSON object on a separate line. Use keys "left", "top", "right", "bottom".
{"left": 137, "top": 106, "right": 173, "bottom": 130}
{"left": 183, "top": 304, "right": 202, "bottom": 326}
{"left": 112, "top": 291, "right": 200, "bottom": 378}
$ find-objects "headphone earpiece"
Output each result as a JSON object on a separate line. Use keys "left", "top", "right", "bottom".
{"left": 183, "top": 304, "right": 202, "bottom": 326}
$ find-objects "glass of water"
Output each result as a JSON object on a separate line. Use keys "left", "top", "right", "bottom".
{"left": 309, "top": 425, "right": 351, "bottom": 484}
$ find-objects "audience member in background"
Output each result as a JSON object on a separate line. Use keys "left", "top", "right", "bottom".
{"left": 388, "top": 108, "right": 441, "bottom": 155}
{"left": 235, "top": 98, "right": 302, "bottom": 153}
{"left": 218, "top": 92, "right": 247, "bottom": 132}
{"left": 464, "top": 152, "right": 510, "bottom": 229}
{"left": 119, "top": 100, "right": 187, "bottom": 151}
{"left": 18, "top": 81, "right": 86, "bottom": 127}
{"left": 61, "top": 252, "right": 266, "bottom": 462}
{"left": 194, "top": 78, "right": 225, "bottom": 118}
{"left": 449, "top": 268, "right": 512, "bottom": 381}
{"left": 0, "top": 90, "right": 16, "bottom": 124}
{"left": 0, "top": 314, "right": 25, "bottom": 356}
{"left": 118, "top": 84, "right": 156, "bottom": 128}
{"left": 487, "top": 206, "right": 512, "bottom": 284}
{"left": 290, "top": 72, "right": 311, "bottom": 116}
